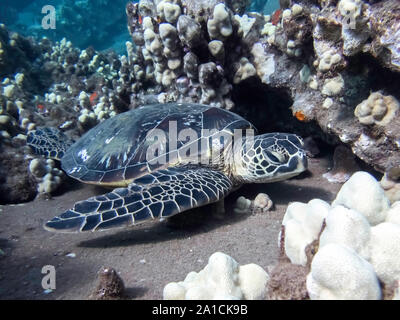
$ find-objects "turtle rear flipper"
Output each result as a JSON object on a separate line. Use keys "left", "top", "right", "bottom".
{"left": 27, "top": 127, "right": 74, "bottom": 160}
{"left": 44, "top": 167, "right": 233, "bottom": 233}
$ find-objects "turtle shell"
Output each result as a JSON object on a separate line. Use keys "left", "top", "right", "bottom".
{"left": 61, "top": 103, "right": 254, "bottom": 186}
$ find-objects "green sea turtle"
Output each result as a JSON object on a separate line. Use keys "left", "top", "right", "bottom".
{"left": 27, "top": 103, "right": 307, "bottom": 233}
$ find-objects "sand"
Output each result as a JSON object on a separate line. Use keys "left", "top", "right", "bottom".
{"left": 0, "top": 155, "right": 342, "bottom": 300}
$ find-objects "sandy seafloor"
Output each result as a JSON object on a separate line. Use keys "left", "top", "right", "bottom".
{"left": 0, "top": 154, "right": 342, "bottom": 300}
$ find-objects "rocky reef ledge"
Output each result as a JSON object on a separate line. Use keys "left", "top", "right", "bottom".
{"left": 126, "top": 0, "right": 400, "bottom": 176}
{"left": 0, "top": 0, "right": 400, "bottom": 204}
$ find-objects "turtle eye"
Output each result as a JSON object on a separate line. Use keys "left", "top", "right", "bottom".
{"left": 264, "top": 150, "right": 288, "bottom": 164}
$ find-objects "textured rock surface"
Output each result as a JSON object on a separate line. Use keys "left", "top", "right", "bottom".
{"left": 89, "top": 266, "right": 125, "bottom": 300}
{"left": 368, "top": 0, "right": 400, "bottom": 73}
{"left": 1, "top": 0, "right": 400, "bottom": 205}
{"left": 126, "top": 0, "right": 400, "bottom": 175}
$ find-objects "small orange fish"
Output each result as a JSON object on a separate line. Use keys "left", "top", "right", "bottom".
{"left": 138, "top": 15, "right": 143, "bottom": 24}
{"left": 295, "top": 110, "right": 306, "bottom": 121}
{"left": 89, "top": 92, "right": 98, "bottom": 106}
{"left": 37, "top": 104, "right": 45, "bottom": 110}
{"left": 271, "top": 9, "right": 282, "bottom": 26}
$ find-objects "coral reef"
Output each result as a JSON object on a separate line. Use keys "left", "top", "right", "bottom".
{"left": 332, "top": 171, "right": 389, "bottom": 225}
{"left": 123, "top": 0, "right": 400, "bottom": 178}
{"left": 0, "top": 0, "right": 399, "bottom": 301}
{"left": 163, "top": 252, "right": 269, "bottom": 300}
{"left": 266, "top": 224, "right": 320, "bottom": 300}
{"left": 278, "top": 171, "right": 400, "bottom": 299}
{"left": 0, "top": 24, "right": 41, "bottom": 78}
{"left": 126, "top": 0, "right": 265, "bottom": 109}
{"left": 1, "top": 0, "right": 399, "bottom": 204}
{"left": 280, "top": 199, "right": 330, "bottom": 266}
{"left": 368, "top": 0, "right": 400, "bottom": 73}
{"left": 282, "top": 0, "right": 400, "bottom": 175}
{"left": 253, "top": 193, "right": 273, "bottom": 213}
{"left": 0, "top": 24, "right": 137, "bottom": 203}
{"left": 354, "top": 92, "right": 399, "bottom": 126}
{"left": 29, "top": 158, "right": 64, "bottom": 197}
{"left": 307, "top": 243, "right": 381, "bottom": 300}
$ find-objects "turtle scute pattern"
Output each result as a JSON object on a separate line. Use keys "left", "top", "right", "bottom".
{"left": 45, "top": 167, "right": 232, "bottom": 232}
{"left": 27, "top": 127, "right": 74, "bottom": 160}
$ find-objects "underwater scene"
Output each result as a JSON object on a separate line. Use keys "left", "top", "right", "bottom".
{"left": 0, "top": 0, "right": 400, "bottom": 301}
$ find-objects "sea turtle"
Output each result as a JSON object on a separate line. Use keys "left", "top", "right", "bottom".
{"left": 27, "top": 103, "right": 307, "bottom": 233}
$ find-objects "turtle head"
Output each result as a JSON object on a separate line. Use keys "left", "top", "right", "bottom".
{"left": 233, "top": 133, "right": 308, "bottom": 183}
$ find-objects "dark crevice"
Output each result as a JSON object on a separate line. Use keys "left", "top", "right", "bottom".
{"left": 347, "top": 52, "right": 400, "bottom": 102}
{"left": 231, "top": 76, "right": 339, "bottom": 156}
{"left": 337, "top": 52, "right": 400, "bottom": 124}
{"left": 231, "top": 77, "right": 327, "bottom": 134}
{"left": 230, "top": 60, "right": 395, "bottom": 174}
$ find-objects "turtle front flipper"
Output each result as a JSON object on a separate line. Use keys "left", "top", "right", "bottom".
{"left": 27, "top": 127, "right": 74, "bottom": 160}
{"left": 44, "top": 167, "right": 233, "bottom": 233}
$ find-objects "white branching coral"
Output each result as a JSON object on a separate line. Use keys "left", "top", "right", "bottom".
{"left": 207, "top": 3, "right": 233, "bottom": 41}
{"left": 29, "top": 158, "right": 64, "bottom": 195}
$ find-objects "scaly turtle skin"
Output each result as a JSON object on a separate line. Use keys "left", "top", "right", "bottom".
{"left": 27, "top": 103, "right": 307, "bottom": 233}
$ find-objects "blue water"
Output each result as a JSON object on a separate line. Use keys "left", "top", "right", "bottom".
{"left": 249, "top": 0, "right": 280, "bottom": 14}
{"left": 1, "top": 0, "right": 279, "bottom": 55}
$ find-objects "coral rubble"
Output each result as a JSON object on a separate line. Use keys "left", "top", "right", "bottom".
{"left": 89, "top": 266, "right": 125, "bottom": 300}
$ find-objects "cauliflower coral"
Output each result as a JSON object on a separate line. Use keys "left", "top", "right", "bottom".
{"left": 163, "top": 252, "right": 269, "bottom": 300}
{"left": 281, "top": 171, "right": 400, "bottom": 299}
{"left": 354, "top": 92, "right": 399, "bottom": 126}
